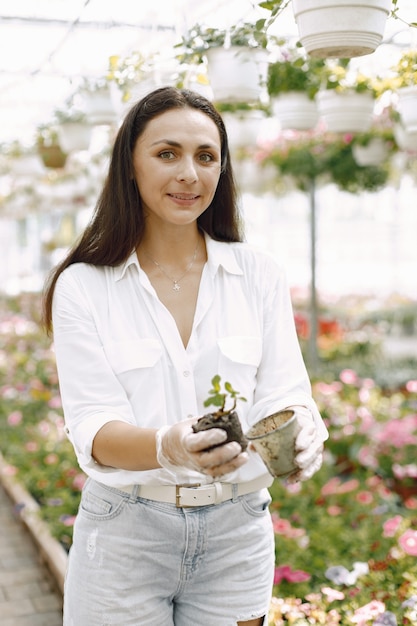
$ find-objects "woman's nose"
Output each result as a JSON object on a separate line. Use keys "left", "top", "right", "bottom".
{"left": 176, "top": 157, "right": 198, "bottom": 183}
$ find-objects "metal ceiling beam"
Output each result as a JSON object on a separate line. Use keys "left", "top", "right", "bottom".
{"left": 0, "top": 15, "right": 174, "bottom": 31}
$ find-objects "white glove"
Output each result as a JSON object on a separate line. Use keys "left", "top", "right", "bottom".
{"left": 286, "top": 406, "right": 324, "bottom": 483}
{"left": 156, "top": 418, "right": 249, "bottom": 478}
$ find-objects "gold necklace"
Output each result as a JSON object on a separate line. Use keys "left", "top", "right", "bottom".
{"left": 145, "top": 241, "right": 199, "bottom": 292}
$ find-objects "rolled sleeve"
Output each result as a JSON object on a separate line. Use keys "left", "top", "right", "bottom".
{"left": 246, "top": 261, "right": 328, "bottom": 443}
{"left": 52, "top": 268, "right": 136, "bottom": 469}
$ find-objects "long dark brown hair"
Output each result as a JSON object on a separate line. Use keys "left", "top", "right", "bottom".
{"left": 43, "top": 86, "right": 243, "bottom": 332}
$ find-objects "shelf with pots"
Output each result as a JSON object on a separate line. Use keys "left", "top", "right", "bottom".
{"left": 175, "top": 21, "right": 270, "bottom": 104}
{"left": 267, "top": 42, "right": 325, "bottom": 130}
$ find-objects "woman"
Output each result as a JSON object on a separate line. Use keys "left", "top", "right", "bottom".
{"left": 43, "top": 86, "right": 327, "bottom": 626}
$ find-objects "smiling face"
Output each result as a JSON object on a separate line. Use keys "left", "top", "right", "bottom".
{"left": 132, "top": 107, "right": 222, "bottom": 233}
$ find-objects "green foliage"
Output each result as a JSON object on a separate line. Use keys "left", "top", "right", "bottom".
{"left": 203, "top": 374, "right": 247, "bottom": 416}
{"left": 267, "top": 45, "right": 325, "bottom": 99}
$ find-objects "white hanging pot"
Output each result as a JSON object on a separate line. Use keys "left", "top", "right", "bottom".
{"left": 396, "top": 86, "right": 417, "bottom": 132}
{"left": 206, "top": 46, "right": 268, "bottom": 104}
{"left": 317, "top": 90, "right": 375, "bottom": 133}
{"left": 81, "top": 86, "right": 117, "bottom": 125}
{"left": 57, "top": 122, "right": 93, "bottom": 153}
{"left": 292, "top": 0, "right": 391, "bottom": 58}
{"left": 394, "top": 124, "right": 417, "bottom": 153}
{"left": 352, "top": 138, "right": 389, "bottom": 165}
{"left": 271, "top": 92, "right": 318, "bottom": 130}
{"left": 221, "top": 110, "right": 265, "bottom": 151}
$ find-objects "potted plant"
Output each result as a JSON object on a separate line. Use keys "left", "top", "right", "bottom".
{"left": 175, "top": 22, "right": 269, "bottom": 103}
{"left": 78, "top": 77, "right": 117, "bottom": 126}
{"left": 106, "top": 51, "right": 157, "bottom": 116}
{"left": 351, "top": 123, "right": 397, "bottom": 166}
{"left": 54, "top": 103, "right": 92, "bottom": 153}
{"left": 290, "top": 0, "right": 391, "bottom": 59}
{"left": 390, "top": 49, "right": 417, "bottom": 132}
{"left": 267, "top": 42, "right": 325, "bottom": 130}
{"left": 192, "top": 375, "right": 248, "bottom": 450}
{"left": 36, "top": 125, "right": 67, "bottom": 169}
{"left": 316, "top": 60, "right": 378, "bottom": 133}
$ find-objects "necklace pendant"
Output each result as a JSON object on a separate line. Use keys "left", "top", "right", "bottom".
{"left": 173, "top": 282, "right": 180, "bottom": 291}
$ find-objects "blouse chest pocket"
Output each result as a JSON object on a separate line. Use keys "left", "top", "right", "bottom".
{"left": 103, "top": 338, "right": 163, "bottom": 374}
{"left": 217, "top": 336, "right": 262, "bottom": 367}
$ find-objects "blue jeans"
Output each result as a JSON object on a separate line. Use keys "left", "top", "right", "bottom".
{"left": 63, "top": 478, "right": 275, "bottom": 626}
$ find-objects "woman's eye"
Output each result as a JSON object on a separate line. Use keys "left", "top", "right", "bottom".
{"left": 199, "top": 153, "right": 214, "bottom": 163}
{"left": 159, "top": 150, "right": 175, "bottom": 160}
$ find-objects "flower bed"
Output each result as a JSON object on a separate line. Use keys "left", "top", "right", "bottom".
{"left": 0, "top": 292, "right": 416, "bottom": 624}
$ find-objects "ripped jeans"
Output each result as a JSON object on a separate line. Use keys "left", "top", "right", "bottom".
{"left": 63, "top": 478, "right": 275, "bottom": 626}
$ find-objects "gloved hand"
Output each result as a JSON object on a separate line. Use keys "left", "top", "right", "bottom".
{"left": 156, "top": 418, "right": 249, "bottom": 478}
{"left": 286, "top": 406, "right": 324, "bottom": 483}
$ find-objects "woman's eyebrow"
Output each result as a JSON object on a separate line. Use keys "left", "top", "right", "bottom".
{"left": 151, "top": 139, "right": 218, "bottom": 150}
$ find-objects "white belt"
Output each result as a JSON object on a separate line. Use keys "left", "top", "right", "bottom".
{"left": 116, "top": 474, "right": 273, "bottom": 507}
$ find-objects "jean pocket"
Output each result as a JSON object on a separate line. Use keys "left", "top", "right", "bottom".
{"left": 80, "top": 483, "right": 126, "bottom": 521}
{"left": 240, "top": 489, "right": 272, "bottom": 518}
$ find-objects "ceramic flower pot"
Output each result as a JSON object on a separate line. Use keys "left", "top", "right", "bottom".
{"left": 292, "top": 0, "right": 391, "bottom": 58}
{"left": 81, "top": 86, "right": 117, "bottom": 125}
{"left": 317, "top": 90, "right": 375, "bottom": 133}
{"left": 272, "top": 92, "right": 319, "bottom": 130}
{"left": 246, "top": 409, "right": 301, "bottom": 478}
{"left": 206, "top": 46, "right": 268, "bottom": 103}
{"left": 396, "top": 86, "right": 417, "bottom": 132}
{"left": 352, "top": 138, "right": 389, "bottom": 166}
{"left": 57, "top": 122, "right": 93, "bottom": 153}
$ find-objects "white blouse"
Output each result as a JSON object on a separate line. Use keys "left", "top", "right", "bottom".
{"left": 52, "top": 233, "right": 328, "bottom": 487}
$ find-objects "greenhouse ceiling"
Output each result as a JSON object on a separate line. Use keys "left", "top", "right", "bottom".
{"left": 0, "top": 0, "right": 416, "bottom": 144}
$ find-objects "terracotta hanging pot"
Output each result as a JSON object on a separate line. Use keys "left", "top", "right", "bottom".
{"left": 37, "top": 143, "right": 68, "bottom": 169}
{"left": 317, "top": 90, "right": 375, "bottom": 133}
{"left": 292, "top": 0, "right": 392, "bottom": 58}
{"left": 206, "top": 46, "right": 268, "bottom": 103}
{"left": 271, "top": 92, "right": 319, "bottom": 130}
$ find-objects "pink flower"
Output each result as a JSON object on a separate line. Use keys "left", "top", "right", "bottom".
{"left": 72, "top": 473, "right": 87, "bottom": 491}
{"left": 274, "top": 565, "right": 311, "bottom": 584}
{"left": 321, "top": 586, "right": 345, "bottom": 601}
{"left": 399, "top": 529, "right": 417, "bottom": 555}
{"left": 351, "top": 600, "right": 385, "bottom": 624}
{"left": 406, "top": 380, "right": 417, "bottom": 393}
{"left": 405, "top": 497, "right": 417, "bottom": 510}
{"left": 7, "top": 410, "right": 22, "bottom": 426}
{"left": 382, "top": 515, "right": 403, "bottom": 537}
{"left": 340, "top": 369, "right": 358, "bottom": 385}
{"left": 44, "top": 453, "right": 59, "bottom": 465}
{"left": 328, "top": 505, "right": 342, "bottom": 516}
{"left": 356, "top": 491, "right": 373, "bottom": 505}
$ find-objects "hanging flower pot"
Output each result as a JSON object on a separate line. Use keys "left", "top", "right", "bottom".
{"left": 396, "top": 85, "right": 417, "bottom": 132}
{"left": 394, "top": 124, "right": 417, "bottom": 153}
{"left": 352, "top": 137, "right": 389, "bottom": 165}
{"left": 80, "top": 84, "right": 117, "bottom": 125}
{"left": 317, "top": 90, "right": 375, "bottom": 133}
{"left": 57, "top": 122, "right": 93, "bottom": 153}
{"left": 220, "top": 108, "right": 266, "bottom": 152}
{"left": 272, "top": 92, "right": 319, "bottom": 130}
{"left": 38, "top": 144, "right": 68, "bottom": 169}
{"left": 292, "top": 0, "right": 391, "bottom": 58}
{"left": 206, "top": 46, "right": 268, "bottom": 103}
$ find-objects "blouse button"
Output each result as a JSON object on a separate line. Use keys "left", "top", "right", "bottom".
{"left": 183, "top": 370, "right": 190, "bottom": 377}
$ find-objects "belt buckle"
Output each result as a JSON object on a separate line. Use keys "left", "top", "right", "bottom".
{"left": 175, "top": 483, "right": 201, "bottom": 507}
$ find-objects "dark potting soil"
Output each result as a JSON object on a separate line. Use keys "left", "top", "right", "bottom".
{"left": 192, "top": 410, "right": 248, "bottom": 451}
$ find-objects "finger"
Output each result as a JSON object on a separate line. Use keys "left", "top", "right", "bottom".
{"left": 295, "top": 424, "right": 316, "bottom": 450}
{"left": 199, "top": 441, "right": 243, "bottom": 469}
{"left": 185, "top": 428, "right": 228, "bottom": 453}
{"left": 204, "top": 451, "right": 249, "bottom": 477}
{"left": 295, "top": 441, "right": 324, "bottom": 469}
